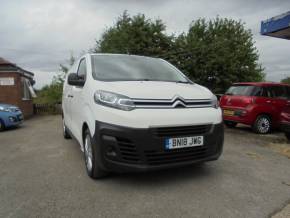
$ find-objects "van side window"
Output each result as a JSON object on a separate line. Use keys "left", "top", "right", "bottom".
{"left": 77, "top": 58, "right": 87, "bottom": 80}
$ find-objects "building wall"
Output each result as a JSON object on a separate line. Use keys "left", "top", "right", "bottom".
{"left": 20, "top": 99, "right": 34, "bottom": 118}
{"left": 0, "top": 72, "right": 34, "bottom": 118}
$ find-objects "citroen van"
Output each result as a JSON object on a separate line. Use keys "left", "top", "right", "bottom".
{"left": 62, "top": 54, "right": 224, "bottom": 179}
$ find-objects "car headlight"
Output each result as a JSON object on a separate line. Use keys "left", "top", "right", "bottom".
{"left": 0, "top": 106, "right": 12, "bottom": 112}
{"left": 211, "top": 95, "right": 219, "bottom": 109}
{"left": 94, "top": 90, "right": 135, "bottom": 111}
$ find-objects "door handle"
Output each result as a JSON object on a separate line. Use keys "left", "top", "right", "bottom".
{"left": 67, "top": 94, "right": 74, "bottom": 98}
{"left": 266, "top": 100, "right": 271, "bottom": 103}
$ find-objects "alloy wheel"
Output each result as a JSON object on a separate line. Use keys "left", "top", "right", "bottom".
{"left": 257, "top": 117, "right": 270, "bottom": 134}
{"left": 84, "top": 135, "right": 93, "bottom": 172}
{"left": 62, "top": 119, "right": 66, "bottom": 133}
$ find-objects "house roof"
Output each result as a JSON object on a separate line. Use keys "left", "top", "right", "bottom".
{"left": 0, "top": 57, "right": 14, "bottom": 65}
{"left": 0, "top": 57, "right": 34, "bottom": 78}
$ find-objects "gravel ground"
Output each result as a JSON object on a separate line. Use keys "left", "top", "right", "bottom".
{"left": 0, "top": 115, "right": 290, "bottom": 218}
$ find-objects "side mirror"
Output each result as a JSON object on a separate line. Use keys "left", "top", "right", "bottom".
{"left": 67, "top": 73, "right": 85, "bottom": 87}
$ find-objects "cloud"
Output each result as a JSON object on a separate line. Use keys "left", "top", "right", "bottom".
{"left": 0, "top": 0, "right": 290, "bottom": 88}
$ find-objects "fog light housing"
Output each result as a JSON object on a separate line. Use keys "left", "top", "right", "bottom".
{"left": 102, "top": 135, "right": 118, "bottom": 159}
{"left": 9, "top": 116, "right": 16, "bottom": 122}
{"left": 106, "top": 146, "right": 117, "bottom": 157}
{"left": 241, "top": 110, "right": 247, "bottom": 116}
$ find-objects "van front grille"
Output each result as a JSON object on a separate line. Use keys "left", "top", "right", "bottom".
{"left": 152, "top": 125, "right": 211, "bottom": 137}
{"left": 132, "top": 97, "right": 212, "bottom": 109}
{"left": 145, "top": 147, "right": 208, "bottom": 165}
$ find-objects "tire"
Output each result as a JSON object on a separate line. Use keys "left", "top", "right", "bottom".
{"left": 83, "top": 129, "right": 108, "bottom": 179}
{"left": 252, "top": 115, "right": 271, "bottom": 134}
{"left": 0, "top": 119, "right": 5, "bottom": 131}
{"left": 62, "top": 118, "right": 71, "bottom": 139}
{"left": 286, "top": 132, "right": 290, "bottom": 141}
{"left": 224, "top": 121, "right": 237, "bottom": 128}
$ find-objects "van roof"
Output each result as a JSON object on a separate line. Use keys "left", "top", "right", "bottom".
{"left": 89, "top": 53, "right": 161, "bottom": 59}
{"left": 233, "top": 82, "right": 290, "bottom": 87}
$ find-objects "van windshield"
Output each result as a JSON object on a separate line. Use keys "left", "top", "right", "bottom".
{"left": 225, "top": 85, "right": 255, "bottom": 96}
{"left": 91, "top": 55, "right": 190, "bottom": 83}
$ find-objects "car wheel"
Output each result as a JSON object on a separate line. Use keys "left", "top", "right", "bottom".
{"left": 285, "top": 133, "right": 290, "bottom": 141}
{"left": 224, "top": 121, "right": 237, "bottom": 128}
{"left": 253, "top": 115, "right": 271, "bottom": 134}
{"left": 0, "top": 119, "right": 5, "bottom": 131}
{"left": 83, "top": 129, "right": 108, "bottom": 179}
{"left": 62, "top": 118, "right": 71, "bottom": 139}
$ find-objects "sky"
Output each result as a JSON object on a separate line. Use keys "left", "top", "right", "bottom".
{"left": 0, "top": 0, "right": 290, "bottom": 88}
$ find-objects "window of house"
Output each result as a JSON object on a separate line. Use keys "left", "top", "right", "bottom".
{"left": 22, "top": 78, "right": 37, "bottom": 100}
{"left": 22, "top": 77, "right": 31, "bottom": 100}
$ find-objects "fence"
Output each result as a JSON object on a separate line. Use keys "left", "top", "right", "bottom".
{"left": 33, "top": 103, "right": 62, "bottom": 115}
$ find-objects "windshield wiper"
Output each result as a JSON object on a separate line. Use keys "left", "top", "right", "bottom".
{"left": 139, "top": 79, "right": 152, "bottom": 81}
{"left": 176, "top": 81, "right": 192, "bottom": 84}
{"left": 136, "top": 79, "right": 192, "bottom": 84}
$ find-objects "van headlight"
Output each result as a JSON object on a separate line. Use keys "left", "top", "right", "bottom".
{"left": 211, "top": 95, "right": 219, "bottom": 109}
{"left": 94, "top": 90, "right": 135, "bottom": 111}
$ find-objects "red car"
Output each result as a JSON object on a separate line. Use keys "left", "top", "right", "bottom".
{"left": 220, "top": 82, "right": 290, "bottom": 134}
{"left": 280, "top": 106, "right": 290, "bottom": 141}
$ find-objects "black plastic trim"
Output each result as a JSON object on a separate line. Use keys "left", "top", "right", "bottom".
{"left": 92, "top": 121, "right": 224, "bottom": 173}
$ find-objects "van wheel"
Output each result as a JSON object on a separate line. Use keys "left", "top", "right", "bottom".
{"left": 62, "top": 118, "right": 71, "bottom": 139}
{"left": 0, "top": 119, "right": 5, "bottom": 131}
{"left": 253, "top": 115, "right": 271, "bottom": 134}
{"left": 224, "top": 121, "right": 237, "bottom": 128}
{"left": 285, "top": 133, "right": 290, "bottom": 141}
{"left": 83, "top": 129, "right": 108, "bottom": 179}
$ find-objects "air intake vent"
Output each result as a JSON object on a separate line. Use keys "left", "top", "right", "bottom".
{"left": 145, "top": 147, "right": 208, "bottom": 165}
{"left": 116, "top": 137, "right": 140, "bottom": 163}
{"left": 152, "top": 125, "right": 211, "bottom": 137}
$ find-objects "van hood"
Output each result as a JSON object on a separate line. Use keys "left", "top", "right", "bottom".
{"left": 97, "top": 81, "right": 213, "bottom": 99}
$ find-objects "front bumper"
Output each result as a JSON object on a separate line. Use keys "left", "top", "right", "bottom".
{"left": 92, "top": 121, "right": 224, "bottom": 173}
{"left": 4, "top": 112, "right": 23, "bottom": 127}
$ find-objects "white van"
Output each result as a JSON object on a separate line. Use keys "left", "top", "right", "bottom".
{"left": 62, "top": 53, "right": 224, "bottom": 179}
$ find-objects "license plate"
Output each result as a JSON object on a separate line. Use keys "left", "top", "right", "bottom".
{"left": 165, "top": 136, "right": 204, "bottom": 150}
{"left": 223, "top": 109, "right": 234, "bottom": 116}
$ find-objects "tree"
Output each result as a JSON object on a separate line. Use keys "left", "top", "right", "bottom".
{"left": 281, "top": 76, "right": 290, "bottom": 85}
{"left": 94, "top": 11, "right": 173, "bottom": 57}
{"left": 34, "top": 54, "right": 75, "bottom": 104}
{"left": 94, "top": 13, "right": 264, "bottom": 93}
{"left": 167, "top": 18, "right": 264, "bottom": 93}
{"left": 58, "top": 53, "right": 76, "bottom": 84}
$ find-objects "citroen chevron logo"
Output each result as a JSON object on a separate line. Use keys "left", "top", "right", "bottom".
{"left": 172, "top": 95, "right": 186, "bottom": 108}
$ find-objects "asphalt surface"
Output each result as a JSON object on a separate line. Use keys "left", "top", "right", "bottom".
{"left": 0, "top": 115, "right": 290, "bottom": 218}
